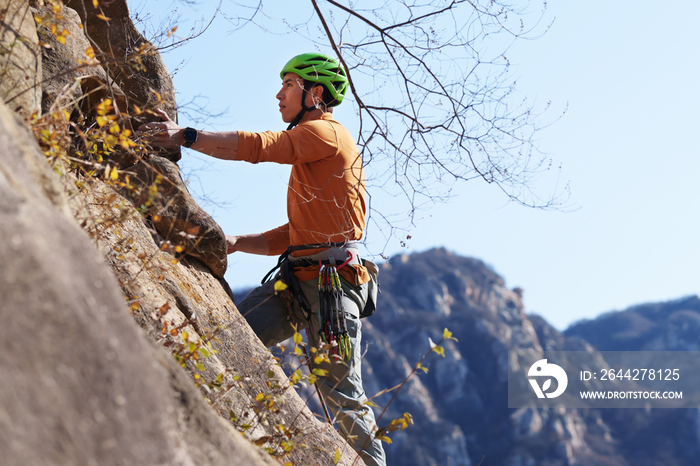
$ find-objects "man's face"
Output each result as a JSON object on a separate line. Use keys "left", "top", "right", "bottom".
{"left": 277, "top": 73, "right": 305, "bottom": 123}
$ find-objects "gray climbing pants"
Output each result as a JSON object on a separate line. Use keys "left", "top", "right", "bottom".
{"left": 237, "top": 248, "right": 386, "bottom": 466}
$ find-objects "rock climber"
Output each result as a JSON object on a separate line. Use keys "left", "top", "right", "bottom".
{"left": 139, "top": 53, "right": 386, "bottom": 466}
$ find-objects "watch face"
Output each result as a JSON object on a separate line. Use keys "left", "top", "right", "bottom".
{"left": 184, "top": 128, "right": 197, "bottom": 143}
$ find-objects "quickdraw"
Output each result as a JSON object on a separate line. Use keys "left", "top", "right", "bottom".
{"left": 317, "top": 253, "right": 353, "bottom": 361}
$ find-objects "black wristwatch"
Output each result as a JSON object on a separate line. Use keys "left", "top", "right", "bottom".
{"left": 183, "top": 127, "right": 198, "bottom": 148}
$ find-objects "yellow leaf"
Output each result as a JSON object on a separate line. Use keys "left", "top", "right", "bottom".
{"left": 34, "top": 15, "right": 43, "bottom": 24}
{"left": 92, "top": 0, "right": 98, "bottom": 7}
{"left": 377, "top": 435, "right": 392, "bottom": 444}
{"left": 56, "top": 36, "right": 66, "bottom": 45}
{"left": 174, "top": 245, "right": 185, "bottom": 253}
{"left": 274, "top": 280, "right": 288, "bottom": 292}
{"left": 314, "top": 354, "right": 327, "bottom": 364}
{"left": 443, "top": 327, "right": 458, "bottom": 342}
{"left": 96, "top": 13, "right": 110, "bottom": 21}
{"left": 96, "top": 115, "right": 107, "bottom": 127}
{"left": 293, "top": 332, "right": 302, "bottom": 345}
{"left": 334, "top": 448, "right": 341, "bottom": 465}
{"left": 96, "top": 98, "right": 112, "bottom": 115}
{"left": 110, "top": 166, "right": 118, "bottom": 180}
{"left": 255, "top": 393, "right": 265, "bottom": 402}
{"left": 312, "top": 368, "right": 328, "bottom": 377}
{"left": 84, "top": 46, "right": 94, "bottom": 58}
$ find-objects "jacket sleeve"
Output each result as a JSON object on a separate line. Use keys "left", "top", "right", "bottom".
{"left": 236, "top": 121, "right": 339, "bottom": 165}
{"left": 261, "top": 223, "right": 290, "bottom": 256}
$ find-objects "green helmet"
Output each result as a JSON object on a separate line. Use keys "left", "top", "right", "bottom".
{"left": 280, "top": 53, "right": 348, "bottom": 107}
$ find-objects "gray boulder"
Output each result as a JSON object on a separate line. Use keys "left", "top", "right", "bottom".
{"left": 0, "top": 99, "right": 276, "bottom": 466}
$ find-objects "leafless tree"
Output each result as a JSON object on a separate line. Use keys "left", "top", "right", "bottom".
{"left": 151, "top": 0, "right": 569, "bottom": 249}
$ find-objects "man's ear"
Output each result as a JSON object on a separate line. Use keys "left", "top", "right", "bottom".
{"left": 311, "top": 84, "right": 326, "bottom": 107}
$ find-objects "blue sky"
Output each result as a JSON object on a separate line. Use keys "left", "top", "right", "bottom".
{"left": 133, "top": 0, "right": 699, "bottom": 330}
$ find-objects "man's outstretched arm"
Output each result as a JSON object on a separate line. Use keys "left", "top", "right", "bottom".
{"left": 138, "top": 109, "right": 239, "bottom": 160}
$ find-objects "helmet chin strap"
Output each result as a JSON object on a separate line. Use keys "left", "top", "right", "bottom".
{"left": 286, "top": 86, "right": 318, "bottom": 130}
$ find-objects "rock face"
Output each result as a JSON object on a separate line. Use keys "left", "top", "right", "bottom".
{"left": 64, "top": 0, "right": 180, "bottom": 161}
{"left": 0, "top": 99, "right": 276, "bottom": 466}
{"left": 1, "top": 2, "right": 363, "bottom": 466}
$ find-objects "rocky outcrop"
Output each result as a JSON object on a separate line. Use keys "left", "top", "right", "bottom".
{"left": 359, "top": 248, "right": 597, "bottom": 466}
{"left": 31, "top": 0, "right": 228, "bottom": 281}
{"left": 1, "top": 2, "right": 362, "bottom": 465}
{"left": 64, "top": 0, "right": 179, "bottom": 160}
{"left": 0, "top": 98, "right": 276, "bottom": 466}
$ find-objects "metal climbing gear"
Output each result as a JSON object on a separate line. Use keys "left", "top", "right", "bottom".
{"left": 317, "top": 254, "right": 353, "bottom": 361}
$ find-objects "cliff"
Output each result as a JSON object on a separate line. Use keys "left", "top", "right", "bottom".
{"left": 1, "top": 1, "right": 363, "bottom": 465}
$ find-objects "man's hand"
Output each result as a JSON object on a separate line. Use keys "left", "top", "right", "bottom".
{"left": 226, "top": 234, "right": 269, "bottom": 255}
{"left": 226, "top": 235, "right": 239, "bottom": 254}
{"left": 137, "top": 109, "right": 184, "bottom": 149}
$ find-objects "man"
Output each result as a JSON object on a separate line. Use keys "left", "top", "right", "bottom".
{"left": 140, "top": 53, "right": 386, "bottom": 466}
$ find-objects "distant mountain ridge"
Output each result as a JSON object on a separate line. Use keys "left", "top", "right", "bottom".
{"left": 351, "top": 248, "right": 700, "bottom": 466}
{"left": 565, "top": 295, "right": 700, "bottom": 351}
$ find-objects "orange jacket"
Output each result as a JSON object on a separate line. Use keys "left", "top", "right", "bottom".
{"left": 236, "top": 113, "right": 368, "bottom": 284}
